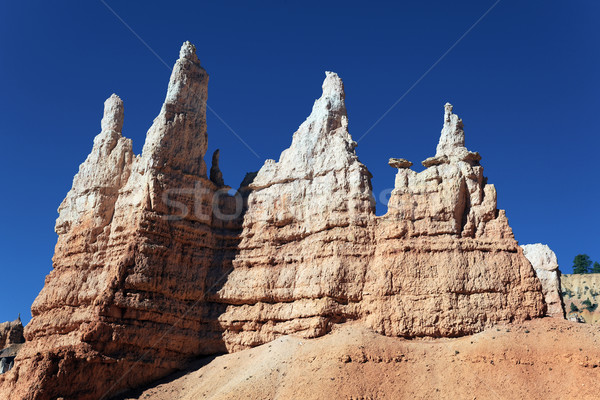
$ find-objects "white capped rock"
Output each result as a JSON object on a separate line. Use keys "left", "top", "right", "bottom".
{"left": 522, "top": 243, "right": 565, "bottom": 318}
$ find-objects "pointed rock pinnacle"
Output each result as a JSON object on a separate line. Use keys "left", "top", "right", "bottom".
{"left": 101, "top": 94, "right": 124, "bottom": 133}
{"left": 142, "top": 41, "right": 209, "bottom": 175}
{"left": 210, "top": 149, "right": 225, "bottom": 187}
{"left": 435, "top": 102, "right": 466, "bottom": 158}
{"left": 300, "top": 71, "right": 348, "bottom": 136}
{"left": 179, "top": 40, "right": 200, "bottom": 64}
{"left": 322, "top": 71, "right": 345, "bottom": 99}
{"left": 444, "top": 102, "right": 453, "bottom": 119}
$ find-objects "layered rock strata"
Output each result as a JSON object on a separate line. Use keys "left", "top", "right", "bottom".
{"left": 522, "top": 244, "right": 565, "bottom": 318}
{"left": 217, "top": 72, "right": 376, "bottom": 350}
{"left": 371, "top": 104, "right": 545, "bottom": 337}
{"left": 0, "top": 43, "right": 547, "bottom": 399}
{"left": 217, "top": 88, "right": 545, "bottom": 350}
{"left": 0, "top": 42, "right": 242, "bottom": 400}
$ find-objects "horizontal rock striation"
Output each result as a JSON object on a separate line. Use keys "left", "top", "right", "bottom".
{"left": 0, "top": 42, "right": 242, "bottom": 400}
{"left": 217, "top": 72, "right": 376, "bottom": 350}
{"left": 217, "top": 88, "right": 545, "bottom": 350}
{"left": 0, "top": 42, "right": 547, "bottom": 399}
{"left": 368, "top": 103, "right": 545, "bottom": 337}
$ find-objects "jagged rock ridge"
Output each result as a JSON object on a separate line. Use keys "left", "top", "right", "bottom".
{"left": 218, "top": 95, "right": 545, "bottom": 350}
{"left": 0, "top": 42, "right": 242, "bottom": 400}
{"left": 0, "top": 42, "right": 546, "bottom": 399}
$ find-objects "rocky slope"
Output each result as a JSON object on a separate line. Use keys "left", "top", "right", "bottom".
{"left": 121, "top": 318, "right": 600, "bottom": 400}
{"left": 0, "top": 41, "right": 547, "bottom": 399}
{"left": 561, "top": 274, "right": 600, "bottom": 323}
{"left": 522, "top": 244, "right": 565, "bottom": 318}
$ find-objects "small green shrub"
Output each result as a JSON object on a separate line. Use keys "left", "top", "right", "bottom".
{"left": 582, "top": 299, "right": 592, "bottom": 307}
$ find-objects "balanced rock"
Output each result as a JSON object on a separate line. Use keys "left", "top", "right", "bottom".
{"left": 389, "top": 158, "right": 413, "bottom": 168}
{"left": 522, "top": 244, "right": 566, "bottom": 318}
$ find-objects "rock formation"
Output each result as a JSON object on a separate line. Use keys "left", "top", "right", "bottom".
{"left": 0, "top": 42, "right": 242, "bottom": 400}
{"left": 388, "top": 158, "right": 413, "bottom": 169}
{"left": 0, "top": 318, "right": 24, "bottom": 376}
{"left": 217, "top": 84, "right": 545, "bottom": 350}
{"left": 0, "top": 318, "right": 24, "bottom": 350}
{"left": 366, "top": 102, "right": 545, "bottom": 337}
{"left": 209, "top": 149, "right": 225, "bottom": 187}
{"left": 217, "top": 72, "right": 376, "bottom": 350}
{"left": 521, "top": 244, "right": 565, "bottom": 318}
{"left": 0, "top": 42, "right": 547, "bottom": 399}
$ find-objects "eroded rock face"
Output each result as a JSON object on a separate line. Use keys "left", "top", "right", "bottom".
{"left": 0, "top": 44, "right": 546, "bottom": 399}
{"left": 0, "top": 319, "right": 24, "bottom": 350}
{"left": 217, "top": 85, "right": 545, "bottom": 350}
{"left": 371, "top": 104, "right": 545, "bottom": 335}
{"left": 0, "top": 42, "right": 242, "bottom": 400}
{"left": 522, "top": 244, "right": 565, "bottom": 318}
{"left": 367, "top": 104, "right": 546, "bottom": 335}
{"left": 217, "top": 72, "right": 375, "bottom": 350}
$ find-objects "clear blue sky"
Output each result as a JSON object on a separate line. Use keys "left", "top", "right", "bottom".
{"left": 1, "top": 0, "right": 598, "bottom": 324}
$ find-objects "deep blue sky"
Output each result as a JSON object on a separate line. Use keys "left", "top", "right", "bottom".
{"left": 1, "top": 1, "right": 598, "bottom": 324}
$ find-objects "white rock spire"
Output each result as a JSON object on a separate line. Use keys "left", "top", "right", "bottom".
{"left": 141, "top": 41, "right": 209, "bottom": 176}
{"left": 436, "top": 102, "right": 466, "bottom": 158}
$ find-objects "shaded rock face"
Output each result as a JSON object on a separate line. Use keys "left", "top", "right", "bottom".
{"left": 217, "top": 89, "right": 545, "bottom": 350}
{"left": 0, "top": 42, "right": 546, "bottom": 399}
{"left": 0, "top": 319, "right": 24, "bottom": 350}
{"left": 0, "top": 42, "right": 243, "bottom": 400}
{"left": 522, "top": 244, "right": 566, "bottom": 318}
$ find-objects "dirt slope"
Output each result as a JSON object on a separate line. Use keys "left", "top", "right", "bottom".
{"left": 120, "top": 318, "right": 600, "bottom": 400}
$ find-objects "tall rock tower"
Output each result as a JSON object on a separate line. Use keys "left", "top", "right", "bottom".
{"left": 0, "top": 42, "right": 242, "bottom": 400}
{"left": 217, "top": 72, "right": 376, "bottom": 351}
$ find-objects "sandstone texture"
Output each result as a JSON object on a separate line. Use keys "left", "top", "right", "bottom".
{"left": 0, "top": 42, "right": 547, "bottom": 399}
{"left": 217, "top": 86, "right": 544, "bottom": 350}
{"left": 122, "top": 318, "right": 600, "bottom": 400}
{"left": 0, "top": 42, "right": 242, "bottom": 400}
{"left": 522, "top": 243, "right": 565, "bottom": 318}
{"left": 0, "top": 318, "right": 24, "bottom": 350}
{"left": 217, "top": 72, "right": 376, "bottom": 350}
{"left": 388, "top": 157, "right": 413, "bottom": 168}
